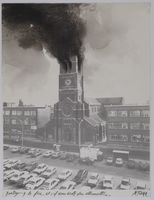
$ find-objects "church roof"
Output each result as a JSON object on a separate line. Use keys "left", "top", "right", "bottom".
{"left": 96, "top": 97, "right": 123, "bottom": 105}
{"left": 84, "top": 98, "right": 101, "bottom": 106}
{"left": 84, "top": 114, "right": 104, "bottom": 127}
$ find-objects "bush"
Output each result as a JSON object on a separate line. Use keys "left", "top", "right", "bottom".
{"left": 126, "top": 160, "right": 136, "bottom": 169}
{"left": 137, "top": 161, "right": 150, "bottom": 171}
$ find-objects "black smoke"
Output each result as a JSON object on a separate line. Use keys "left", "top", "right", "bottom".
{"left": 2, "top": 4, "right": 87, "bottom": 72}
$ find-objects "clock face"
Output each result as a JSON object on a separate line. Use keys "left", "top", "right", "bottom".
{"left": 62, "top": 101, "right": 73, "bottom": 117}
{"left": 65, "top": 79, "right": 72, "bottom": 86}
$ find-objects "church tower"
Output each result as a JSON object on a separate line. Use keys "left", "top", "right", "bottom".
{"left": 54, "top": 56, "right": 87, "bottom": 145}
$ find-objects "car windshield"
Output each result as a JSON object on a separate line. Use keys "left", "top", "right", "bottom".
{"left": 46, "top": 169, "right": 51, "bottom": 172}
{"left": 104, "top": 180, "right": 111, "bottom": 184}
{"left": 51, "top": 181, "right": 56, "bottom": 185}
{"left": 122, "top": 180, "right": 129, "bottom": 185}
{"left": 28, "top": 181, "right": 35, "bottom": 184}
{"left": 77, "top": 171, "right": 83, "bottom": 176}
{"left": 90, "top": 176, "right": 97, "bottom": 179}
{"left": 60, "top": 186, "right": 66, "bottom": 189}
{"left": 44, "top": 182, "right": 50, "bottom": 186}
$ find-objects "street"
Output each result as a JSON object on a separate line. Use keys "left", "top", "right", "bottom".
{"left": 4, "top": 145, "right": 150, "bottom": 191}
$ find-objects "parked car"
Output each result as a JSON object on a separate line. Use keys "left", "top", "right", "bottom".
{"left": 14, "top": 161, "right": 27, "bottom": 170}
{"left": 115, "top": 158, "right": 123, "bottom": 167}
{"left": 72, "top": 169, "right": 88, "bottom": 185}
{"left": 39, "top": 178, "right": 60, "bottom": 190}
{"left": 9, "top": 171, "right": 28, "bottom": 184}
{"left": 59, "top": 181, "right": 76, "bottom": 190}
{"left": 119, "top": 178, "right": 131, "bottom": 190}
{"left": 81, "top": 186, "right": 91, "bottom": 191}
{"left": 106, "top": 157, "right": 113, "bottom": 165}
{"left": 25, "top": 177, "right": 45, "bottom": 190}
{"left": 87, "top": 173, "right": 99, "bottom": 187}
{"left": 137, "top": 161, "right": 150, "bottom": 171}
{"left": 4, "top": 159, "right": 20, "bottom": 170}
{"left": 31, "top": 151, "right": 41, "bottom": 158}
{"left": 51, "top": 152, "right": 60, "bottom": 159}
{"left": 59, "top": 152, "right": 67, "bottom": 160}
{"left": 66, "top": 155, "right": 75, "bottom": 162}
{"left": 33, "top": 164, "right": 48, "bottom": 175}
{"left": 40, "top": 167, "right": 56, "bottom": 179}
{"left": 135, "top": 181, "right": 147, "bottom": 190}
{"left": 11, "top": 146, "right": 20, "bottom": 153}
{"left": 22, "top": 174, "right": 38, "bottom": 186}
{"left": 126, "top": 160, "right": 136, "bottom": 169}
{"left": 16, "top": 173, "right": 37, "bottom": 188}
{"left": 3, "top": 145, "right": 9, "bottom": 150}
{"left": 19, "top": 147, "right": 30, "bottom": 154}
{"left": 58, "top": 169, "right": 72, "bottom": 181}
{"left": 3, "top": 170, "right": 17, "bottom": 182}
{"left": 101, "top": 176, "right": 113, "bottom": 189}
{"left": 27, "top": 148, "right": 36, "bottom": 155}
{"left": 43, "top": 151, "right": 54, "bottom": 158}
{"left": 23, "top": 162, "right": 38, "bottom": 172}
{"left": 79, "top": 158, "right": 94, "bottom": 165}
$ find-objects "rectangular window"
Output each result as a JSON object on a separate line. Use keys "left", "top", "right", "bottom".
{"left": 31, "top": 111, "right": 36, "bottom": 116}
{"left": 117, "top": 111, "right": 128, "bottom": 117}
{"left": 130, "top": 110, "right": 140, "bottom": 117}
{"left": 108, "top": 111, "right": 117, "bottom": 117}
{"left": 16, "top": 110, "right": 22, "bottom": 116}
{"left": 4, "top": 118, "right": 9, "bottom": 124}
{"left": 108, "top": 122, "right": 128, "bottom": 129}
{"left": 11, "top": 119, "right": 16, "bottom": 125}
{"left": 130, "top": 123, "right": 140, "bottom": 130}
{"left": 4, "top": 110, "right": 10, "bottom": 115}
{"left": 131, "top": 134, "right": 142, "bottom": 142}
{"left": 142, "top": 123, "right": 150, "bottom": 130}
{"left": 24, "top": 110, "right": 30, "bottom": 116}
{"left": 12, "top": 110, "right": 17, "bottom": 115}
{"left": 141, "top": 110, "right": 150, "bottom": 117}
{"left": 24, "top": 118, "right": 29, "bottom": 125}
{"left": 143, "top": 136, "right": 149, "bottom": 143}
{"left": 110, "top": 135, "right": 128, "bottom": 141}
{"left": 30, "top": 120, "right": 36, "bottom": 125}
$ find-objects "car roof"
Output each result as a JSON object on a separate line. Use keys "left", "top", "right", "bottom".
{"left": 46, "top": 178, "right": 59, "bottom": 183}
{"left": 122, "top": 178, "right": 130, "bottom": 182}
{"left": 90, "top": 172, "right": 98, "bottom": 177}
{"left": 104, "top": 175, "right": 113, "bottom": 180}
{"left": 136, "top": 181, "right": 146, "bottom": 187}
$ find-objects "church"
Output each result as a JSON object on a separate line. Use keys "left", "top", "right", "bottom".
{"left": 53, "top": 56, "right": 106, "bottom": 147}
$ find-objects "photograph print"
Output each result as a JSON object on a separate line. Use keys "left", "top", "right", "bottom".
{"left": 2, "top": 2, "right": 151, "bottom": 197}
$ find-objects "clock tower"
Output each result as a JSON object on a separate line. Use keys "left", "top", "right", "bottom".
{"left": 54, "top": 56, "right": 87, "bottom": 145}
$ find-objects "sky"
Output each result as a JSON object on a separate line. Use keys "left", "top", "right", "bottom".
{"left": 2, "top": 3, "right": 150, "bottom": 106}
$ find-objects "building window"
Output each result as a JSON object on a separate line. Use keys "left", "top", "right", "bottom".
{"left": 143, "top": 136, "right": 149, "bottom": 143}
{"left": 117, "top": 111, "right": 128, "bottom": 117}
{"left": 108, "top": 111, "right": 117, "bottom": 117}
{"left": 16, "top": 110, "right": 22, "bottom": 116}
{"left": 130, "top": 123, "right": 140, "bottom": 130}
{"left": 131, "top": 134, "right": 142, "bottom": 142}
{"left": 142, "top": 123, "right": 150, "bottom": 130}
{"left": 4, "top": 110, "right": 10, "bottom": 115}
{"left": 4, "top": 118, "right": 9, "bottom": 124}
{"left": 12, "top": 110, "right": 17, "bottom": 115}
{"left": 11, "top": 119, "right": 16, "bottom": 125}
{"left": 24, "top": 110, "right": 30, "bottom": 116}
{"left": 30, "top": 119, "right": 36, "bottom": 125}
{"left": 141, "top": 110, "right": 150, "bottom": 117}
{"left": 108, "top": 122, "right": 128, "bottom": 129}
{"left": 24, "top": 118, "right": 29, "bottom": 125}
{"left": 130, "top": 110, "right": 140, "bottom": 117}
{"left": 31, "top": 111, "right": 36, "bottom": 116}
{"left": 110, "top": 135, "right": 128, "bottom": 141}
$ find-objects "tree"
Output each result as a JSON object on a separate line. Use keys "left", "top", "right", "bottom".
{"left": 18, "top": 99, "right": 24, "bottom": 106}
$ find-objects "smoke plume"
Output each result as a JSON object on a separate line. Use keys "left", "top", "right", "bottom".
{"left": 2, "top": 4, "right": 87, "bottom": 72}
